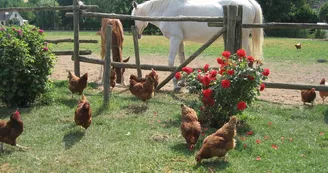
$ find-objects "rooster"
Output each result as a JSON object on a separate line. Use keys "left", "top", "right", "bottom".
{"left": 0, "top": 110, "right": 28, "bottom": 151}
{"left": 68, "top": 71, "right": 88, "bottom": 98}
{"left": 74, "top": 94, "right": 92, "bottom": 129}
{"left": 180, "top": 104, "right": 201, "bottom": 151}
{"left": 301, "top": 88, "right": 316, "bottom": 106}
{"left": 196, "top": 116, "right": 237, "bottom": 164}
{"left": 319, "top": 78, "right": 328, "bottom": 103}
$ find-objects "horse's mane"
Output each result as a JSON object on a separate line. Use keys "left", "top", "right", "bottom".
{"left": 138, "top": 0, "right": 186, "bottom": 15}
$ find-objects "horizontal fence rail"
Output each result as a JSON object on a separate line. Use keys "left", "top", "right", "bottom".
{"left": 0, "top": 5, "right": 98, "bottom": 12}
{"left": 45, "top": 38, "right": 98, "bottom": 44}
{"left": 73, "top": 56, "right": 220, "bottom": 71}
{"left": 53, "top": 50, "right": 91, "bottom": 56}
{"left": 208, "top": 22, "right": 328, "bottom": 29}
{"left": 65, "top": 12, "right": 224, "bottom": 22}
{"left": 263, "top": 82, "right": 328, "bottom": 91}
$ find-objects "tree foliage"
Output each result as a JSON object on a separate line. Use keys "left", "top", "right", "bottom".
{"left": 319, "top": 2, "right": 328, "bottom": 22}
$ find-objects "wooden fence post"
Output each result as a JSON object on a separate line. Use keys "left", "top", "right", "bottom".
{"left": 131, "top": 26, "right": 142, "bottom": 78}
{"left": 235, "top": 5, "right": 243, "bottom": 51}
{"left": 73, "top": 0, "right": 80, "bottom": 77}
{"left": 223, "top": 6, "right": 228, "bottom": 50}
{"left": 225, "top": 5, "right": 238, "bottom": 53}
{"left": 103, "top": 24, "right": 112, "bottom": 104}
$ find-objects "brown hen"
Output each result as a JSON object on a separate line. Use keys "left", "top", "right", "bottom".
{"left": 301, "top": 88, "right": 316, "bottom": 106}
{"left": 68, "top": 71, "right": 88, "bottom": 98}
{"left": 196, "top": 116, "right": 237, "bottom": 164}
{"left": 129, "top": 75, "right": 155, "bottom": 101}
{"left": 180, "top": 104, "right": 201, "bottom": 151}
{"left": 75, "top": 94, "right": 92, "bottom": 129}
{"left": 319, "top": 78, "right": 328, "bottom": 103}
{"left": 0, "top": 110, "right": 27, "bottom": 151}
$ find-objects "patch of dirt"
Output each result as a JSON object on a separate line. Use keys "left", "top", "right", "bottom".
{"left": 51, "top": 54, "right": 328, "bottom": 105}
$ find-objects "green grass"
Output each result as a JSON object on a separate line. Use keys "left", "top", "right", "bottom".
{"left": 0, "top": 81, "right": 328, "bottom": 172}
{"left": 45, "top": 31, "right": 328, "bottom": 63}
{"left": 1, "top": 32, "right": 328, "bottom": 172}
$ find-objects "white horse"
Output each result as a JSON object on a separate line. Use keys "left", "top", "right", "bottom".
{"left": 131, "top": 0, "right": 264, "bottom": 91}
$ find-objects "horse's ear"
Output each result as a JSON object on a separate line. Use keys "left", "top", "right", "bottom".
{"left": 132, "top": 1, "right": 138, "bottom": 9}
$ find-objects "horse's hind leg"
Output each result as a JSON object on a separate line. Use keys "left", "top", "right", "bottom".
{"left": 177, "top": 41, "right": 186, "bottom": 87}
{"left": 169, "top": 38, "right": 181, "bottom": 91}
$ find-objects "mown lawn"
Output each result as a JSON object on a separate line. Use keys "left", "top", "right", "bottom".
{"left": 0, "top": 32, "right": 328, "bottom": 172}
{"left": 0, "top": 80, "right": 328, "bottom": 172}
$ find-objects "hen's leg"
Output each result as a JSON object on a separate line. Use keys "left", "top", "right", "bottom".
{"left": 15, "top": 144, "right": 30, "bottom": 151}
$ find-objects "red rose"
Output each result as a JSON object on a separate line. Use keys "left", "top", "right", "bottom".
{"left": 204, "top": 64, "right": 209, "bottom": 72}
{"left": 210, "top": 70, "right": 217, "bottom": 78}
{"left": 43, "top": 47, "right": 49, "bottom": 52}
{"left": 39, "top": 29, "right": 44, "bottom": 34}
{"left": 227, "top": 69, "right": 234, "bottom": 75}
{"left": 182, "top": 67, "right": 193, "bottom": 74}
{"left": 237, "top": 49, "right": 246, "bottom": 57}
{"left": 202, "top": 88, "right": 213, "bottom": 98}
{"left": 197, "top": 69, "right": 202, "bottom": 72}
{"left": 221, "top": 79, "right": 231, "bottom": 88}
{"left": 217, "top": 58, "right": 224, "bottom": 64}
{"left": 175, "top": 72, "right": 182, "bottom": 80}
{"left": 260, "top": 83, "right": 265, "bottom": 91}
{"left": 248, "top": 75, "right": 255, "bottom": 81}
{"left": 202, "top": 97, "right": 215, "bottom": 106}
{"left": 221, "top": 51, "right": 231, "bottom": 58}
{"left": 219, "top": 69, "right": 225, "bottom": 75}
{"left": 247, "top": 56, "right": 254, "bottom": 62}
{"left": 202, "top": 75, "right": 211, "bottom": 86}
{"left": 262, "top": 68, "right": 270, "bottom": 76}
{"left": 197, "top": 74, "right": 203, "bottom": 82}
{"left": 237, "top": 101, "right": 247, "bottom": 110}
{"left": 220, "top": 63, "right": 227, "bottom": 69}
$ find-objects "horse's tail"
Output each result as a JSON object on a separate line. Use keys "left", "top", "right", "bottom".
{"left": 100, "top": 18, "right": 108, "bottom": 60}
{"left": 248, "top": 0, "right": 264, "bottom": 60}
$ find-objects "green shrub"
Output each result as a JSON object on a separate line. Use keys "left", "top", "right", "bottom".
{"left": 0, "top": 25, "right": 56, "bottom": 107}
{"left": 314, "top": 29, "right": 327, "bottom": 39}
{"left": 176, "top": 50, "right": 269, "bottom": 127}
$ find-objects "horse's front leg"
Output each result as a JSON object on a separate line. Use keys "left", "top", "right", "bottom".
{"left": 177, "top": 41, "right": 186, "bottom": 87}
{"left": 169, "top": 38, "right": 181, "bottom": 92}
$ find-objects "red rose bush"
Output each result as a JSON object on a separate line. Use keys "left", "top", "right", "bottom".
{"left": 176, "top": 49, "right": 269, "bottom": 126}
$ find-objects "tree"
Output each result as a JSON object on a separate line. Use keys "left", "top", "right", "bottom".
{"left": 319, "top": 2, "right": 328, "bottom": 22}
{"left": 34, "top": 0, "right": 62, "bottom": 29}
{"left": 257, "top": 0, "right": 308, "bottom": 22}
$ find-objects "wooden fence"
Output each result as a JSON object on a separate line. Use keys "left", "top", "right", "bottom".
{"left": 4, "top": 1, "right": 328, "bottom": 103}
{"left": 64, "top": 3, "right": 328, "bottom": 99}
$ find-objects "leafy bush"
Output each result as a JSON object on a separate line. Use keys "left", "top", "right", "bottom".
{"left": 0, "top": 25, "right": 56, "bottom": 107}
{"left": 314, "top": 29, "right": 327, "bottom": 39}
{"left": 175, "top": 50, "right": 270, "bottom": 127}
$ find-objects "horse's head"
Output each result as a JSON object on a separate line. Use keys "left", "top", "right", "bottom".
{"left": 131, "top": 1, "right": 149, "bottom": 39}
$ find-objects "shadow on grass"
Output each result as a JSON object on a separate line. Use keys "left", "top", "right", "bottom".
{"left": 193, "top": 159, "right": 230, "bottom": 171}
{"left": 57, "top": 98, "right": 77, "bottom": 109}
{"left": 93, "top": 103, "right": 108, "bottom": 117}
{"left": 0, "top": 148, "right": 14, "bottom": 156}
{"left": 63, "top": 129, "right": 85, "bottom": 150}
{"left": 160, "top": 114, "right": 180, "bottom": 128}
{"left": 121, "top": 103, "right": 149, "bottom": 114}
{"left": 170, "top": 143, "right": 194, "bottom": 156}
{"left": 323, "top": 108, "right": 328, "bottom": 124}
